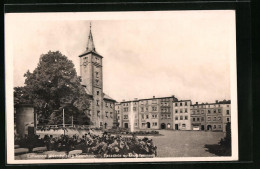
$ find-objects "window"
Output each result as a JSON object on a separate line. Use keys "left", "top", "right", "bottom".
{"left": 124, "top": 115, "right": 128, "bottom": 119}
{"left": 227, "top": 105, "right": 230, "bottom": 107}
{"left": 182, "top": 124, "right": 186, "bottom": 127}
{"left": 218, "top": 104, "right": 220, "bottom": 107}
{"left": 180, "top": 103, "right": 183, "bottom": 106}
{"left": 105, "top": 102, "right": 108, "bottom": 107}
{"left": 218, "top": 117, "right": 221, "bottom": 121}
{"left": 146, "top": 107, "right": 148, "bottom": 111}
{"left": 227, "top": 110, "right": 230, "bottom": 115}
{"left": 110, "top": 112, "right": 113, "bottom": 118}
{"left": 142, "top": 123, "right": 146, "bottom": 127}
{"left": 167, "top": 114, "right": 171, "bottom": 119}
{"left": 180, "top": 109, "right": 183, "bottom": 113}
{"left": 213, "top": 117, "right": 217, "bottom": 121}
{"left": 97, "top": 111, "right": 100, "bottom": 117}
{"left": 184, "top": 108, "right": 187, "bottom": 113}
{"left": 96, "top": 72, "right": 99, "bottom": 78}
{"left": 218, "top": 125, "right": 222, "bottom": 129}
{"left": 185, "top": 102, "right": 187, "bottom": 106}
{"left": 193, "top": 118, "right": 195, "bottom": 122}
{"left": 96, "top": 79, "right": 99, "bottom": 85}
{"left": 141, "top": 114, "right": 144, "bottom": 119}
{"left": 208, "top": 117, "right": 211, "bottom": 121}
{"left": 197, "top": 117, "right": 200, "bottom": 121}
{"left": 135, "top": 123, "right": 138, "bottom": 127}
{"left": 153, "top": 122, "right": 157, "bottom": 126}
{"left": 146, "top": 115, "right": 149, "bottom": 119}
{"left": 97, "top": 91, "right": 99, "bottom": 95}
{"left": 201, "top": 110, "right": 204, "bottom": 114}
{"left": 118, "top": 116, "right": 120, "bottom": 120}
{"left": 208, "top": 110, "right": 211, "bottom": 114}
{"left": 133, "top": 107, "right": 136, "bottom": 111}
{"left": 141, "top": 107, "right": 144, "bottom": 112}
{"left": 185, "top": 116, "right": 188, "bottom": 120}
{"left": 175, "top": 110, "right": 178, "bottom": 113}
{"left": 175, "top": 116, "right": 178, "bottom": 120}
{"left": 161, "top": 115, "right": 164, "bottom": 119}
{"left": 213, "top": 125, "right": 216, "bottom": 129}
{"left": 218, "top": 109, "right": 221, "bottom": 113}
{"left": 152, "top": 106, "right": 157, "bottom": 111}
{"left": 214, "top": 109, "right": 216, "bottom": 113}
{"left": 180, "top": 116, "right": 183, "bottom": 120}
{"left": 155, "top": 115, "right": 158, "bottom": 118}
{"left": 175, "top": 103, "right": 178, "bottom": 106}
{"left": 227, "top": 117, "right": 230, "bottom": 122}
{"left": 201, "top": 117, "right": 204, "bottom": 121}
{"left": 105, "top": 112, "right": 108, "bottom": 117}
{"left": 96, "top": 100, "right": 99, "bottom": 106}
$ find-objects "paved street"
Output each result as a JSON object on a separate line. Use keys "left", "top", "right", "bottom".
{"left": 151, "top": 130, "right": 225, "bottom": 157}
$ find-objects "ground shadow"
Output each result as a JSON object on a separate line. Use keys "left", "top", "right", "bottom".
{"left": 204, "top": 144, "right": 231, "bottom": 156}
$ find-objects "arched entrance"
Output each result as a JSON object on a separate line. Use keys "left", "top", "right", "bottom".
{"left": 161, "top": 123, "right": 166, "bottom": 129}
{"left": 207, "top": 125, "right": 212, "bottom": 131}
{"left": 147, "top": 122, "right": 151, "bottom": 128}
{"left": 124, "top": 123, "right": 128, "bottom": 128}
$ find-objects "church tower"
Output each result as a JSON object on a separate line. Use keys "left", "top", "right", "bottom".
{"left": 79, "top": 23, "right": 104, "bottom": 127}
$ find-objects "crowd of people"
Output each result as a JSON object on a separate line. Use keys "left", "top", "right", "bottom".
{"left": 15, "top": 131, "right": 157, "bottom": 157}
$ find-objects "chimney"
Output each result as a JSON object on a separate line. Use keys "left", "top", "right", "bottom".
{"left": 134, "top": 98, "right": 138, "bottom": 100}
{"left": 216, "top": 100, "right": 218, "bottom": 103}
{"left": 153, "top": 96, "right": 155, "bottom": 98}
{"left": 196, "top": 102, "right": 198, "bottom": 105}
{"left": 122, "top": 99, "right": 125, "bottom": 102}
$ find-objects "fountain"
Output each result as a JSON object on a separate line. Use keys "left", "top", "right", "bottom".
{"left": 129, "top": 101, "right": 135, "bottom": 132}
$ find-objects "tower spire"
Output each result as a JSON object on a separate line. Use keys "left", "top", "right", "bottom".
{"left": 86, "top": 22, "right": 95, "bottom": 52}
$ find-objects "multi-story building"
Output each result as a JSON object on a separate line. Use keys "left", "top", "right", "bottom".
{"left": 190, "top": 103, "right": 206, "bottom": 131}
{"left": 173, "top": 100, "right": 192, "bottom": 130}
{"left": 115, "top": 103, "right": 121, "bottom": 127}
{"left": 116, "top": 95, "right": 177, "bottom": 130}
{"left": 120, "top": 100, "right": 139, "bottom": 130}
{"left": 220, "top": 100, "right": 231, "bottom": 132}
{"left": 139, "top": 97, "right": 160, "bottom": 130}
{"left": 190, "top": 100, "right": 231, "bottom": 131}
{"left": 159, "top": 96, "right": 177, "bottom": 129}
{"left": 79, "top": 24, "right": 116, "bottom": 128}
{"left": 205, "top": 101, "right": 223, "bottom": 131}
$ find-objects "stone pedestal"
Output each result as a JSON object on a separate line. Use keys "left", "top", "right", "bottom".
{"left": 15, "top": 104, "right": 35, "bottom": 137}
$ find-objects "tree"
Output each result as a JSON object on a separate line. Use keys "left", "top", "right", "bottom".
{"left": 14, "top": 51, "right": 91, "bottom": 125}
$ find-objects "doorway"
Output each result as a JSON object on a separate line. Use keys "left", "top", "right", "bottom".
{"left": 175, "top": 124, "right": 179, "bottom": 130}
{"left": 147, "top": 122, "right": 151, "bottom": 128}
{"left": 161, "top": 123, "right": 166, "bottom": 129}
{"left": 201, "top": 125, "right": 205, "bottom": 130}
{"left": 207, "top": 125, "right": 212, "bottom": 131}
{"left": 124, "top": 123, "right": 128, "bottom": 128}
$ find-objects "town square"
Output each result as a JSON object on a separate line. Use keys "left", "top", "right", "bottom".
{"left": 5, "top": 11, "right": 236, "bottom": 162}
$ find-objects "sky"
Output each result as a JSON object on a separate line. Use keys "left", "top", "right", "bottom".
{"left": 5, "top": 11, "right": 236, "bottom": 103}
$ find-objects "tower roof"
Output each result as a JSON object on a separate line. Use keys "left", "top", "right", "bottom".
{"left": 86, "top": 22, "right": 95, "bottom": 52}
{"left": 79, "top": 22, "right": 102, "bottom": 58}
